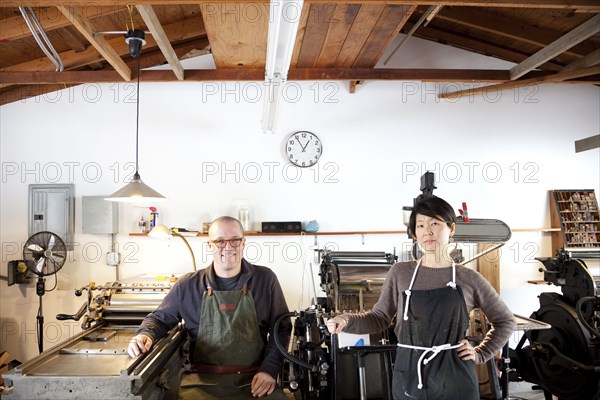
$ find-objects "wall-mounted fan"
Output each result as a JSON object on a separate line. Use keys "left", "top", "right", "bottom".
{"left": 22, "top": 231, "right": 66, "bottom": 354}
{"left": 23, "top": 231, "right": 66, "bottom": 277}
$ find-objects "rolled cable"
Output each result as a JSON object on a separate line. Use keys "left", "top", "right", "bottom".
{"left": 273, "top": 311, "right": 318, "bottom": 372}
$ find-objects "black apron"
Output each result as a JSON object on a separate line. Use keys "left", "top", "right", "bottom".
{"left": 394, "top": 261, "right": 479, "bottom": 400}
{"left": 178, "top": 283, "right": 287, "bottom": 399}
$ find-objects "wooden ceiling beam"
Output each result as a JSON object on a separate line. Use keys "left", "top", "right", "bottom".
{"left": 5, "top": 67, "right": 599, "bottom": 86}
{"left": 199, "top": 2, "right": 269, "bottom": 68}
{"left": 56, "top": 26, "right": 88, "bottom": 52}
{"left": 2, "top": 2, "right": 600, "bottom": 11}
{"left": 509, "top": 13, "right": 600, "bottom": 79}
{"left": 3, "top": 68, "right": 596, "bottom": 106}
{"left": 433, "top": 7, "right": 595, "bottom": 59}
{"left": 2, "top": 17, "right": 205, "bottom": 73}
{"left": 355, "top": 4, "right": 416, "bottom": 67}
{"left": 440, "top": 65, "right": 600, "bottom": 99}
{"left": 56, "top": 26, "right": 105, "bottom": 69}
{"left": 0, "top": 6, "right": 121, "bottom": 42}
{"left": 561, "top": 48, "right": 600, "bottom": 72}
{"left": 0, "top": 83, "right": 77, "bottom": 106}
{"left": 413, "top": 25, "right": 566, "bottom": 72}
{"left": 57, "top": 5, "right": 132, "bottom": 81}
{"left": 137, "top": 5, "right": 184, "bottom": 80}
{"left": 0, "top": 68, "right": 568, "bottom": 84}
{"left": 0, "top": 38, "right": 207, "bottom": 105}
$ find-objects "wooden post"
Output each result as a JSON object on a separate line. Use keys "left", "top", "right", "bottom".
{"left": 476, "top": 243, "right": 500, "bottom": 293}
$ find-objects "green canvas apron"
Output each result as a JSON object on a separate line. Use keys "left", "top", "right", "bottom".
{"left": 178, "top": 284, "right": 287, "bottom": 399}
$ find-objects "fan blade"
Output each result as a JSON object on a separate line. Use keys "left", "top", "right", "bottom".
{"left": 35, "top": 258, "right": 45, "bottom": 273}
{"left": 27, "top": 243, "right": 44, "bottom": 252}
{"left": 50, "top": 254, "right": 64, "bottom": 264}
{"left": 47, "top": 235, "right": 55, "bottom": 250}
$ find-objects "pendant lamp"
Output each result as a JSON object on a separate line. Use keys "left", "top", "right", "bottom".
{"left": 106, "top": 30, "right": 166, "bottom": 203}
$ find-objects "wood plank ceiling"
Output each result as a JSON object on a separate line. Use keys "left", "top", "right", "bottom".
{"left": 0, "top": 1, "right": 599, "bottom": 105}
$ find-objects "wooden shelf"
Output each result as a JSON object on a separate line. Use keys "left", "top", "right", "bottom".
{"left": 549, "top": 189, "right": 600, "bottom": 254}
{"left": 511, "top": 228, "right": 561, "bottom": 233}
{"left": 129, "top": 228, "right": 559, "bottom": 237}
{"left": 129, "top": 230, "right": 408, "bottom": 237}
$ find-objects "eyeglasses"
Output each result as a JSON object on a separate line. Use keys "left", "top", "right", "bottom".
{"left": 209, "top": 238, "right": 244, "bottom": 249}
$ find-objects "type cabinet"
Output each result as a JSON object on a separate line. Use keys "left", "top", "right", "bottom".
{"left": 550, "top": 189, "right": 599, "bottom": 254}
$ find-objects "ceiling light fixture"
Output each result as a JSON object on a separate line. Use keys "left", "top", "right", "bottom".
{"left": 106, "top": 30, "right": 166, "bottom": 203}
{"left": 262, "top": 0, "right": 304, "bottom": 134}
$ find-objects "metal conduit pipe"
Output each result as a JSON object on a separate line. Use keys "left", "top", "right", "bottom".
{"left": 19, "top": 7, "right": 64, "bottom": 72}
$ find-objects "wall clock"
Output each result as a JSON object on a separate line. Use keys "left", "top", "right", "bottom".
{"left": 285, "top": 131, "right": 323, "bottom": 168}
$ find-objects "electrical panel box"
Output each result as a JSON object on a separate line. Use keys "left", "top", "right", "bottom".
{"left": 82, "top": 196, "right": 119, "bottom": 234}
{"left": 29, "top": 184, "right": 74, "bottom": 250}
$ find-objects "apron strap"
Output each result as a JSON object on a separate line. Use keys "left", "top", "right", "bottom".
{"left": 397, "top": 343, "right": 462, "bottom": 389}
{"left": 242, "top": 282, "right": 248, "bottom": 295}
{"left": 404, "top": 260, "right": 457, "bottom": 321}
{"left": 403, "top": 259, "right": 421, "bottom": 321}
{"left": 447, "top": 262, "right": 457, "bottom": 289}
{"left": 207, "top": 286, "right": 213, "bottom": 296}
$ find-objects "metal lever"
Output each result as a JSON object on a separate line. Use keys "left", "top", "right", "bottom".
{"left": 56, "top": 302, "right": 87, "bottom": 321}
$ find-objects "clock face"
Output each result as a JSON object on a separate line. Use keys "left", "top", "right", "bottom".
{"left": 286, "top": 131, "right": 323, "bottom": 168}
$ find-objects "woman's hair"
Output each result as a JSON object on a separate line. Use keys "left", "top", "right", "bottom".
{"left": 409, "top": 196, "right": 457, "bottom": 235}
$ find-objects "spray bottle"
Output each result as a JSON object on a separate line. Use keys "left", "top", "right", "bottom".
{"left": 149, "top": 207, "right": 158, "bottom": 229}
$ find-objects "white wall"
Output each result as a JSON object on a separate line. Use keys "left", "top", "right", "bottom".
{"left": 1, "top": 35, "right": 599, "bottom": 362}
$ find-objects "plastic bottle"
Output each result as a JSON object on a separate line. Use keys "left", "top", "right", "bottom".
{"left": 238, "top": 205, "right": 250, "bottom": 232}
{"left": 139, "top": 216, "right": 147, "bottom": 233}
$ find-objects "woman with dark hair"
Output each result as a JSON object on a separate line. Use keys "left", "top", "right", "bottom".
{"left": 326, "top": 196, "right": 515, "bottom": 400}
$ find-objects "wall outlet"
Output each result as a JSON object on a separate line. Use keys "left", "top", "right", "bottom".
{"left": 106, "top": 252, "right": 120, "bottom": 266}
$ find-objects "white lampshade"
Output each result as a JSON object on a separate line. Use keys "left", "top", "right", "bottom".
{"left": 105, "top": 173, "right": 166, "bottom": 203}
{"left": 148, "top": 224, "right": 171, "bottom": 238}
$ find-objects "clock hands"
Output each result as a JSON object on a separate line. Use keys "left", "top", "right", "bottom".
{"left": 300, "top": 138, "right": 310, "bottom": 152}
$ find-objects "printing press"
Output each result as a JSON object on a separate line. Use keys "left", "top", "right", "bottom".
{"left": 274, "top": 250, "right": 399, "bottom": 400}
{"left": 510, "top": 250, "right": 600, "bottom": 400}
{"left": 2, "top": 275, "right": 187, "bottom": 400}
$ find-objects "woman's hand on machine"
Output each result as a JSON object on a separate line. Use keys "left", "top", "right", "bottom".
{"left": 128, "top": 334, "right": 153, "bottom": 357}
{"left": 326, "top": 316, "right": 347, "bottom": 334}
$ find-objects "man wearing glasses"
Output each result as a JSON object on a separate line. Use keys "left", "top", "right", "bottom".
{"left": 128, "top": 216, "right": 292, "bottom": 399}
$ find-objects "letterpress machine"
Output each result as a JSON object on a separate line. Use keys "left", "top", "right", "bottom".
{"left": 2, "top": 275, "right": 187, "bottom": 400}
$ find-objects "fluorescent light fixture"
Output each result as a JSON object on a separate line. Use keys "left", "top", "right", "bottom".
{"left": 262, "top": 0, "right": 304, "bottom": 134}
{"left": 262, "top": 80, "right": 282, "bottom": 134}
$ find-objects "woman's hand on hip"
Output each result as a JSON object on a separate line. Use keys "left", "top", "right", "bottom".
{"left": 456, "top": 338, "right": 477, "bottom": 362}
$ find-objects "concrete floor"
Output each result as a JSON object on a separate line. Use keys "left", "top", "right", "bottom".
{"left": 507, "top": 381, "right": 554, "bottom": 400}
{"left": 283, "top": 381, "right": 557, "bottom": 399}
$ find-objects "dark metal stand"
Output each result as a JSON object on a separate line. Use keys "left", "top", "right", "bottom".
{"left": 500, "top": 314, "right": 552, "bottom": 400}
{"left": 36, "top": 277, "right": 46, "bottom": 354}
{"left": 499, "top": 342, "right": 525, "bottom": 400}
{"left": 337, "top": 344, "right": 396, "bottom": 400}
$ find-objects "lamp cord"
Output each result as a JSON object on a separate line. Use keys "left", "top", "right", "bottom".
{"left": 135, "top": 55, "right": 140, "bottom": 175}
